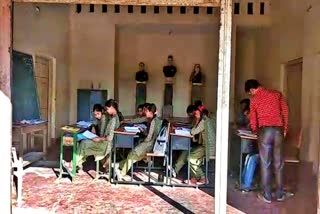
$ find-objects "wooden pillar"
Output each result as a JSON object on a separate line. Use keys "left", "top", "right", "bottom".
{"left": 229, "top": 23, "right": 237, "bottom": 122}
{"left": 215, "top": 0, "right": 233, "bottom": 213}
{"left": 318, "top": 154, "right": 320, "bottom": 214}
{"left": 317, "top": 54, "right": 320, "bottom": 214}
{"left": 0, "top": 0, "right": 12, "bottom": 97}
{"left": 0, "top": 0, "right": 12, "bottom": 212}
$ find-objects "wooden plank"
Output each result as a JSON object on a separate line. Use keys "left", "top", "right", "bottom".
{"left": 36, "top": 77, "right": 49, "bottom": 109}
{"left": 286, "top": 57, "right": 303, "bottom": 66}
{"left": 13, "top": 122, "right": 48, "bottom": 134}
{"left": 318, "top": 137, "right": 320, "bottom": 214}
{"left": 214, "top": 0, "right": 232, "bottom": 213}
{"left": 13, "top": 0, "right": 220, "bottom": 7}
{"left": 41, "top": 108, "right": 49, "bottom": 119}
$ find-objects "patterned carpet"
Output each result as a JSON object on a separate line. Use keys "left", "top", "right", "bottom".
{"left": 12, "top": 167, "right": 243, "bottom": 214}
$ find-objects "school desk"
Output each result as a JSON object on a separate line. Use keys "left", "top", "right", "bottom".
{"left": 169, "top": 130, "right": 193, "bottom": 186}
{"left": 111, "top": 127, "right": 140, "bottom": 184}
{"left": 12, "top": 121, "right": 48, "bottom": 156}
{"left": 58, "top": 125, "right": 85, "bottom": 181}
{"left": 170, "top": 125, "right": 214, "bottom": 188}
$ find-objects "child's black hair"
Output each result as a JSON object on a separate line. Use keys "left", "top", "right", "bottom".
{"left": 194, "top": 100, "right": 203, "bottom": 108}
{"left": 105, "top": 99, "right": 119, "bottom": 113}
{"left": 93, "top": 104, "right": 103, "bottom": 112}
{"left": 186, "top": 105, "right": 197, "bottom": 114}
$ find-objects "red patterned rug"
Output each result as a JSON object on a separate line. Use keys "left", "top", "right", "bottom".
{"left": 12, "top": 167, "right": 242, "bottom": 213}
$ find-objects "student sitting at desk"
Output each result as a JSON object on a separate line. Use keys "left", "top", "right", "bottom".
{"left": 237, "top": 98, "right": 250, "bottom": 129}
{"left": 236, "top": 100, "right": 255, "bottom": 153}
{"left": 194, "top": 100, "right": 210, "bottom": 118}
{"left": 172, "top": 105, "right": 214, "bottom": 184}
{"left": 114, "top": 103, "right": 162, "bottom": 180}
{"left": 137, "top": 104, "right": 144, "bottom": 118}
{"left": 131, "top": 103, "right": 149, "bottom": 124}
{"left": 90, "top": 104, "right": 108, "bottom": 136}
{"left": 104, "top": 100, "right": 124, "bottom": 122}
{"left": 123, "top": 103, "right": 155, "bottom": 124}
{"left": 186, "top": 105, "right": 197, "bottom": 126}
{"left": 76, "top": 99, "right": 120, "bottom": 171}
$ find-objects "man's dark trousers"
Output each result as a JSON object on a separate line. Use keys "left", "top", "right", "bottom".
{"left": 258, "top": 127, "right": 284, "bottom": 198}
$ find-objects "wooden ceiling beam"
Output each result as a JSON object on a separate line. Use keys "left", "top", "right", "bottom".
{"left": 13, "top": 0, "right": 220, "bottom": 7}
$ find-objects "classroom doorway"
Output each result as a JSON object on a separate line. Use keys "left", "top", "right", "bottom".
{"left": 284, "top": 59, "right": 303, "bottom": 139}
{"left": 34, "top": 55, "right": 56, "bottom": 146}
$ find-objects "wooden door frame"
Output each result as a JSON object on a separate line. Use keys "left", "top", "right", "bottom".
{"left": 280, "top": 57, "right": 303, "bottom": 97}
{"left": 34, "top": 54, "right": 56, "bottom": 145}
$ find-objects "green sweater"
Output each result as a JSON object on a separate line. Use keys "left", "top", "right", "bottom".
{"left": 191, "top": 115, "right": 216, "bottom": 158}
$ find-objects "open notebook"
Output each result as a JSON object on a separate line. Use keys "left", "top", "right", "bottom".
{"left": 77, "top": 130, "right": 98, "bottom": 141}
{"left": 124, "top": 124, "right": 147, "bottom": 133}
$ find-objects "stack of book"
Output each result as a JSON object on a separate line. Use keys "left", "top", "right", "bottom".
{"left": 16, "top": 119, "right": 46, "bottom": 125}
{"left": 61, "top": 126, "right": 80, "bottom": 133}
{"left": 238, "top": 130, "right": 257, "bottom": 138}
{"left": 76, "top": 121, "right": 92, "bottom": 128}
{"left": 175, "top": 127, "right": 191, "bottom": 136}
{"left": 124, "top": 126, "right": 141, "bottom": 133}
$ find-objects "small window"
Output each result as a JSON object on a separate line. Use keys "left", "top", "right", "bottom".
{"left": 154, "top": 6, "right": 159, "bottom": 14}
{"left": 193, "top": 6, "right": 199, "bottom": 14}
{"left": 234, "top": 2, "right": 240, "bottom": 15}
{"left": 102, "top": 5, "right": 107, "bottom": 13}
{"left": 260, "top": 2, "right": 265, "bottom": 15}
{"left": 207, "top": 7, "right": 213, "bottom": 14}
{"left": 141, "top": 5, "right": 146, "bottom": 14}
{"left": 76, "top": 4, "right": 81, "bottom": 13}
{"left": 89, "top": 4, "right": 94, "bottom": 13}
{"left": 167, "top": 6, "right": 173, "bottom": 14}
{"left": 115, "top": 5, "right": 120, "bottom": 13}
{"left": 180, "top": 6, "right": 186, "bottom": 14}
{"left": 128, "top": 5, "right": 133, "bottom": 13}
{"left": 247, "top": 2, "right": 253, "bottom": 15}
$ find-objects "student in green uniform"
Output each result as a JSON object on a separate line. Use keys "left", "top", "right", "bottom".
{"left": 186, "top": 105, "right": 197, "bottom": 126}
{"left": 76, "top": 99, "right": 120, "bottom": 171}
{"left": 115, "top": 103, "right": 162, "bottom": 179}
{"left": 90, "top": 104, "right": 108, "bottom": 136}
{"left": 172, "top": 105, "right": 216, "bottom": 184}
{"left": 123, "top": 103, "right": 155, "bottom": 125}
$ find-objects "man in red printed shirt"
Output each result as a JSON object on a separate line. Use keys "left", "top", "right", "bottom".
{"left": 245, "top": 79, "right": 289, "bottom": 203}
